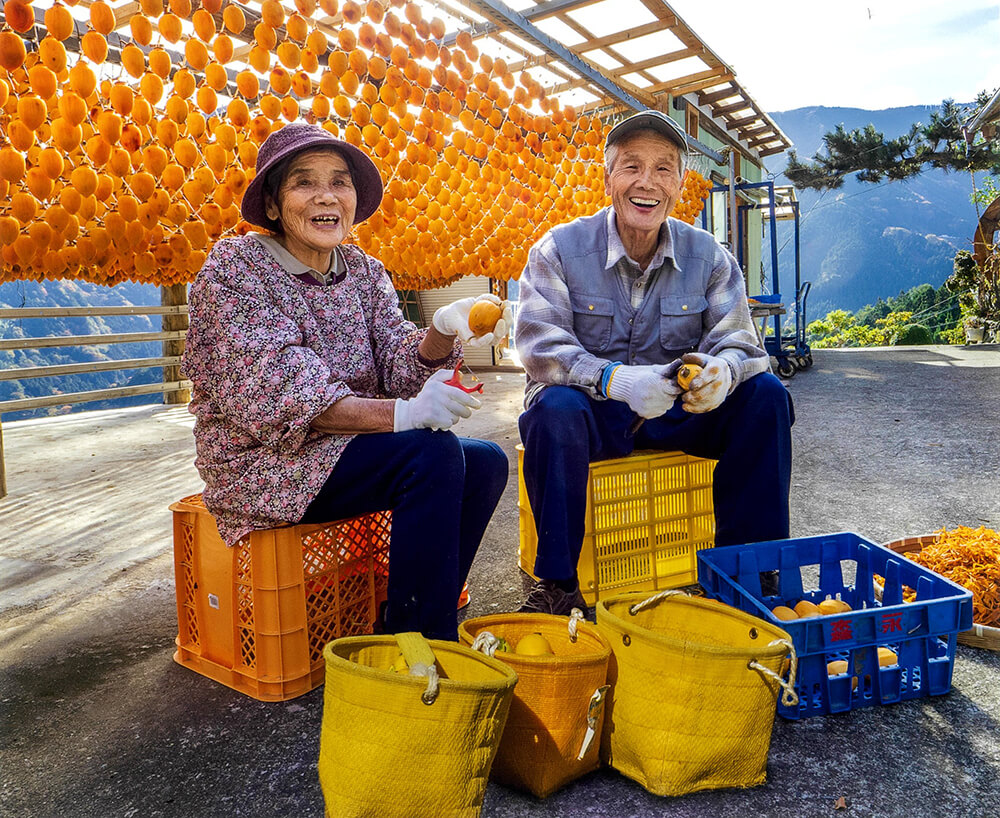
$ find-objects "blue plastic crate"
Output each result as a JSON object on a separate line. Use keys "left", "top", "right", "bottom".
{"left": 697, "top": 532, "right": 973, "bottom": 719}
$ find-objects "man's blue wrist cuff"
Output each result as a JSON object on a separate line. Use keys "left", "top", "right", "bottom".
{"left": 600, "top": 362, "right": 623, "bottom": 397}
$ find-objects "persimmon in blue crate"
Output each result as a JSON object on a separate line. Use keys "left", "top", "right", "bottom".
{"left": 697, "top": 532, "right": 973, "bottom": 719}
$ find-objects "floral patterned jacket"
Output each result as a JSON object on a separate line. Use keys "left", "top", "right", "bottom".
{"left": 182, "top": 234, "right": 457, "bottom": 546}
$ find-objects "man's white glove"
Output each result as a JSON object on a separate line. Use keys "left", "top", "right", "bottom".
{"left": 606, "top": 364, "right": 679, "bottom": 419}
{"left": 393, "top": 369, "right": 482, "bottom": 432}
{"left": 432, "top": 293, "right": 513, "bottom": 349}
{"left": 678, "top": 353, "right": 732, "bottom": 414}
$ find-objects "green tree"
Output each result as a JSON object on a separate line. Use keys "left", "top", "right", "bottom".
{"left": 806, "top": 281, "right": 971, "bottom": 347}
{"left": 785, "top": 95, "right": 1000, "bottom": 191}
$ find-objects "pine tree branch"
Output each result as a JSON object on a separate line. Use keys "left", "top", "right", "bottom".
{"left": 784, "top": 95, "right": 1000, "bottom": 191}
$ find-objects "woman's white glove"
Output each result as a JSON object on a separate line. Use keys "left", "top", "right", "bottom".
{"left": 679, "top": 353, "right": 733, "bottom": 414}
{"left": 393, "top": 369, "right": 482, "bottom": 432}
{"left": 432, "top": 293, "right": 512, "bottom": 349}
{"left": 606, "top": 364, "right": 678, "bottom": 418}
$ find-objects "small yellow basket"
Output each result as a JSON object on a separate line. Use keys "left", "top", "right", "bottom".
{"left": 318, "top": 633, "right": 517, "bottom": 818}
{"left": 459, "top": 613, "right": 612, "bottom": 798}
{"left": 596, "top": 591, "right": 797, "bottom": 797}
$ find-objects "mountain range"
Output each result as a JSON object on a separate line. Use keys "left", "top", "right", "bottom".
{"left": 764, "top": 104, "right": 987, "bottom": 319}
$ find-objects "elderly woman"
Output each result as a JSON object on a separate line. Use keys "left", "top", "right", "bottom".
{"left": 182, "top": 123, "right": 511, "bottom": 640}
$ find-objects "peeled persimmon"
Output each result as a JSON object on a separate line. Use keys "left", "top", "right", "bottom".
{"left": 0, "top": 31, "right": 27, "bottom": 72}
{"left": 139, "top": 72, "right": 164, "bottom": 104}
{"left": 121, "top": 44, "right": 147, "bottom": 78}
{"left": 468, "top": 300, "right": 504, "bottom": 336}
{"left": 794, "top": 600, "right": 822, "bottom": 619}
{"left": 205, "top": 62, "right": 228, "bottom": 91}
{"left": 38, "top": 37, "right": 68, "bottom": 74}
{"left": 878, "top": 647, "right": 898, "bottom": 667}
{"left": 277, "top": 40, "right": 301, "bottom": 70}
{"left": 213, "top": 35, "right": 234, "bottom": 64}
{"left": 676, "top": 364, "right": 703, "bottom": 391}
{"left": 196, "top": 85, "right": 218, "bottom": 115}
{"left": 17, "top": 95, "right": 47, "bottom": 131}
{"left": 45, "top": 3, "right": 75, "bottom": 40}
{"left": 286, "top": 13, "right": 309, "bottom": 42}
{"left": 222, "top": 4, "right": 246, "bottom": 34}
{"left": 818, "top": 596, "right": 852, "bottom": 616}
{"left": 5, "top": 0, "right": 36, "bottom": 33}
{"left": 148, "top": 48, "right": 172, "bottom": 79}
{"left": 0, "top": 147, "right": 26, "bottom": 183}
{"left": 11, "top": 191, "right": 39, "bottom": 224}
{"left": 771, "top": 605, "right": 798, "bottom": 621}
{"left": 158, "top": 13, "right": 184, "bottom": 43}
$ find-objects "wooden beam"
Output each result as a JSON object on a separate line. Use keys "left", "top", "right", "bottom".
{"left": 715, "top": 99, "right": 754, "bottom": 116}
{"left": 759, "top": 144, "right": 789, "bottom": 158}
{"left": 0, "top": 331, "right": 187, "bottom": 351}
{"left": 112, "top": 1, "right": 141, "bottom": 32}
{"left": 723, "top": 113, "right": 761, "bottom": 129}
{"left": 574, "top": 20, "right": 668, "bottom": 53}
{"left": 644, "top": 69, "right": 731, "bottom": 96}
{"left": 608, "top": 47, "right": 698, "bottom": 78}
{"left": 0, "top": 357, "right": 183, "bottom": 382}
{"left": 0, "top": 381, "right": 193, "bottom": 415}
{"left": 668, "top": 73, "right": 734, "bottom": 97}
{"left": 0, "top": 306, "right": 187, "bottom": 318}
{"left": 700, "top": 85, "right": 740, "bottom": 105}
{"left": 738, "top": 124, "right": 772, "bottom": 139}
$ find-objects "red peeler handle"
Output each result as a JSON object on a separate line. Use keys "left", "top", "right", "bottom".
{"left": 444, "top": 359, "right": 484, "bottom": 393}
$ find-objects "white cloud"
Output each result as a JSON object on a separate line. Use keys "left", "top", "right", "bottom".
{"left": 671, "top": 0, "right": 1000, "bottom": 111}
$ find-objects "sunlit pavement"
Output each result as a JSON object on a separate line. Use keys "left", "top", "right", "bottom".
{"left": 2, "top": 345, "right": 999, "bottom": 817}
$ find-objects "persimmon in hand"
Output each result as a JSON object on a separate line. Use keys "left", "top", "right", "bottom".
{"left": 468, "top": 300, "right": 505, "bottom": 336}
{"left": 676, "top": 363, "right": 703, "bottom": 391}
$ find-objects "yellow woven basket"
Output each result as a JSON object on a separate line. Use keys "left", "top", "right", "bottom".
{"left": 596, "top": 591, "right": 797, "bottom": 797}
{"left": 459, "top": 612, "right": 612, "bottom": 799}
{"left": 318, "top": 632, "right": 517, "bottom": 818}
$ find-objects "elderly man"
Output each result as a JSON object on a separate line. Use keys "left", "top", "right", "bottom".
{"left": 515, "top": 110, "right": 794, "bottom": 615}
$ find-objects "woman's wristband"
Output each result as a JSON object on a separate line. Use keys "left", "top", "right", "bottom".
{"left": 417, "top": 349, "right": 454, "bottom": 367}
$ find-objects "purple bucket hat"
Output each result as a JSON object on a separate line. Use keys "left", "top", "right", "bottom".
{"left": 241, "top": 123, "right": 384, "bottom": 230}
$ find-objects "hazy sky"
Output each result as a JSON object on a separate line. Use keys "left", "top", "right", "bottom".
{"left": 673, "top": 0, "right": 1000, "bottom": 113}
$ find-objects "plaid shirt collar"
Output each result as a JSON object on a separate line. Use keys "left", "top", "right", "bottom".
{"left": 603, "top": 207, "right": 680, "bottom": 275}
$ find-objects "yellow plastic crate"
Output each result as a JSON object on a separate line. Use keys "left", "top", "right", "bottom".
{"left": 170, "top": 494, "right": 390, "bottom": 701}
{"left": 518, "top": 448, "right": 716, "bottom": 605}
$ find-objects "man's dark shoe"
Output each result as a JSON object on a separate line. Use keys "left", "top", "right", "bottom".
{"left": 760, "top": 570, "right": 780, "bottom": 597}
{"left": 519, "top": 579, "right": 587, "bottom": 615}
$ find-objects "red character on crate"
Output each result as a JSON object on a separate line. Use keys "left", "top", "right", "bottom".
{"left": 830, "top": 619, "right": 853, "bottom": 642}
{"left": 881, "top": 613, "right": 903, "bottom": 634}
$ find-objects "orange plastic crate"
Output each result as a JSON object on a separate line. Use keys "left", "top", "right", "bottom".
{"left": 170, "top": 494, "right": 390, "bottom": 701}
{"left": 518, "top": 448, "right": 716, "bottom": 605}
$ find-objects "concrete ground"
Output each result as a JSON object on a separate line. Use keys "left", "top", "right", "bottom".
{"left": 2, "top": 345, "right": 999, "bottom": 818}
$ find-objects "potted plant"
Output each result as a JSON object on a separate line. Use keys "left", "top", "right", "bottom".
{"left": 964, "top": 314, "right": 985, "bottom": 343}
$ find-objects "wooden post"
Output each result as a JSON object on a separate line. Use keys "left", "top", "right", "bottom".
{"left": 0, "top": 420, "right": 7, "bottom": 500}
{"left": 162, "top": 283, "right": 190, "bottom": 405}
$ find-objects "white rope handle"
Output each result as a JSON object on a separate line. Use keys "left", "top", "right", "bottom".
{"left": 628, "top": 589, "right": 687, "bottom": 616}
{"left": 470, "top": 631, "right": 500, "bottom": 658}
{"left": 748, "top": 638, "right": 799, "bottom": 707}
{"left": 409, "top": 662, "right": 441, "bottom": 705}
{"left": 567, "top": 608, "right": 585, "bottom": 642}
